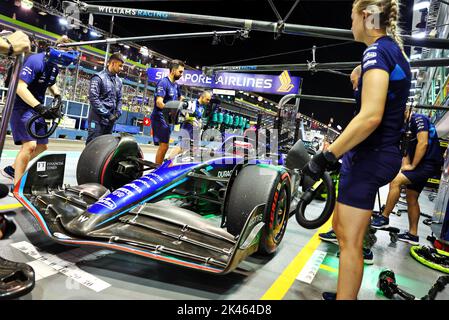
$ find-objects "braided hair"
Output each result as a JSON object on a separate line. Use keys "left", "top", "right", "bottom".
{"left": 353, "top": 0, "right": 404, "bottom": 51}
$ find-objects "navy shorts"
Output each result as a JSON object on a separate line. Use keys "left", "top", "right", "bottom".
{"left": 10, "top": 108, "right": 48, "bottom": 145}
{"left": 338, "top": 148, "right": 402, "bottom": 210}
{"left": 403, "top": 161, "right": 441, "bottom": 194}
{"left": 150, "top": 113, "right": 171, "bottom": 145}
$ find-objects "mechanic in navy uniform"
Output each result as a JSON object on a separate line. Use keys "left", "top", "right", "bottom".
{"left": 303, "top": 0, "right": 411, "bottom": 300}
{"left": 169, "top": 90, "right": 212, "bottom": 158}
{"left": 319, "top": 65, "right": 375, "bottom": 264}
{"left": 371, "top": 110, "right": 443, "bottom": 244}
{"left": 1, "top": 36, "right": 76, "bottom": 185}
{"left": 182, "top": 90, "right": 211, "bottom": 138}
{"left": 0, "top": 30, "right": 31, "bottom": 240}
{"left": 86, "top": 52, "right": 124, "bottom": 145}
{"left": 151, "top": 59, "right": 185, "bottom": 164}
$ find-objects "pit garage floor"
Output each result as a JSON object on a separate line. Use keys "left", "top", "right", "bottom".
{"left": 0, "top": 137, "right": 448, "bottom": 300}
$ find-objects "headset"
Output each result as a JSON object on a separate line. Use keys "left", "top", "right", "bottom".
{"left": 46, "top": 47, "right": 80, "bottom": 67}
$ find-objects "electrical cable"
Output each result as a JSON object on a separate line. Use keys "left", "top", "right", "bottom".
{"left": 212, "top": 41, "right": 353, "bottom": 66}
{"left": 283, "top": 0, "right": 301, "bottom": 24}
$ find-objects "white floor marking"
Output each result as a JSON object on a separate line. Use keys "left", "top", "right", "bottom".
{"left": 296, "top": 250, "right": 327, "bottom": 284}
{"left": 11, "top": 241, "right": 111, "bottom": 292}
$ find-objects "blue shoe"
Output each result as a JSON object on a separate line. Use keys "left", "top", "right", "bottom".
{"left": 337, "top": 248, "right": 374, "bottom": 265}
{"left": 322, "top": 292, "right": 336, "bottom": 300}
{"left": 1, "top": 166, "right": 14, "bottom": 181}
{"left": 371, "top": 215, "right": 389, "bottom": 229}
{"left": 319, "top": 230, "right": 338, "bottom": 244}
{"left": 363, "top": 248, "right": 374, "bottom": 265}
{"left": 398, "top": 232, "right": 419, "bottom": 245}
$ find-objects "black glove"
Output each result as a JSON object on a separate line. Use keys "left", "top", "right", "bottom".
{"left": 109, "top": 113, "right": 118, "bottom": 122}
{"left": 303, "top": 151, "right": 338, "bottom": 181}
{"left": 34, "top": 104, "right": 58, "bottom": 120}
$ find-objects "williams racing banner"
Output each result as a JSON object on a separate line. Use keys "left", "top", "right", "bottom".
{"left": 147, "top": 68, "right": 301, "bottom": 95}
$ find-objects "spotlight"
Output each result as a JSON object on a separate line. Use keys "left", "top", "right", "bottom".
{"left": 140, "top": 46, "right": 149, "bottom": 57}
{"left": 59, "top": 18, "right": 68, "bottom": 26}
{"left": 161, "top": 59, "right": 168, "bottom": 64}
{"left": 123, "top": 44, "right": 130, "bottom": 49}
{"left": 20, "top": 0, "right": 33, "bottom": 10}
{"left": 90, "top": 30, "right": 99, "bottom": 37}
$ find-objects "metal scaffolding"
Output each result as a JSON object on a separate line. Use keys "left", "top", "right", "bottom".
{"left": 66, "top": 1, "right": 449, "bottom": 49}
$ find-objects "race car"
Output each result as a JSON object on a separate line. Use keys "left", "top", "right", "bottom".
{"left": 13, "top": 131, "right": 335, "bottom": 275}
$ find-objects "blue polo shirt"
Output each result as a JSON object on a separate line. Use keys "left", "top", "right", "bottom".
{"left": 407, "top": 113, "right": 442, "bottom": 165}
{"left": 15, "top": 52, "right": 59, "bottom": 111}
{"left": 152, "top": 76, "right": 181, "bottom": 120}
{"left": 354, "top": 36, "right": 411, "bottom": 152}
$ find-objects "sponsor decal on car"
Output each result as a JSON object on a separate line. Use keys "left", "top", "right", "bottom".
{"left": 128, "top": 183, "right": 143, "bottom": 194}
{"left": 112, "top": 190, "right": 127, "bottom": 198}
{"left": 37, "top": 161, "right": 46, "bottom": 172}
{"left": 217, "top": 170, "right": 233, "bottom": 178}
{"left": 96, "top": 198, "right": 117, "bottom": 210}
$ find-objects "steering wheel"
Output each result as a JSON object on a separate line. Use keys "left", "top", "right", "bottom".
{"left": 164, "top": 100, "right": 191, "bottom": 125}
{"left": 26, "top": 98, "right": 63, "bottom": 139}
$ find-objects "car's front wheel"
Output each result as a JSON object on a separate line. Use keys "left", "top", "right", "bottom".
{"left": 225, "top": 165, "right": 291, "bottom": 255}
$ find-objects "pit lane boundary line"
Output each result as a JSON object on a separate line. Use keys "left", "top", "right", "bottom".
{"left": 260, "top": 217, "right": 333, "bottom": 300}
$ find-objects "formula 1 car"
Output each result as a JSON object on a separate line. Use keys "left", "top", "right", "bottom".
{"left": 13, "top": 133, "right": 335, "bottom": 275}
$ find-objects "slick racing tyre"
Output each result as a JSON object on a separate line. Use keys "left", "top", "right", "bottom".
{"left": 410, "top": 245, "right": 449, "bottom": 274}
{"left": 77, "top": 134, "right": 143, "bottom": 190}
{"left": 225, "top": 165, "right": 291, "bottom": 255}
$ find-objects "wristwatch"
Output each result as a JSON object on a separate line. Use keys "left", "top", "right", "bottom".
{"left": 2, "top": 36, "right": 13, "bottom": 57}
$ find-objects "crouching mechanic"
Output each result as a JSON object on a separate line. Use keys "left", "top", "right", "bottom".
{"left": 1, "top": 36, "right": 78, "bottom": 185}
{"left": 371, "top": 108, "right": 443, "bottom": 244}
{"left": 169, "top": 90, "right": 212, "bottom": 158}
{"left": 86, "top": 52, "right": 124, "bottom": 144}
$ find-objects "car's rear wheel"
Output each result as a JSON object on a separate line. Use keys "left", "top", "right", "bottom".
{"left": 225, "top": 165, "right": 290, "bottom": 255}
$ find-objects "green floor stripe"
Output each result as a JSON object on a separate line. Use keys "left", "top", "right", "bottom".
{"left": 320, "top": 254, "right": 427, "bottom": 294}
